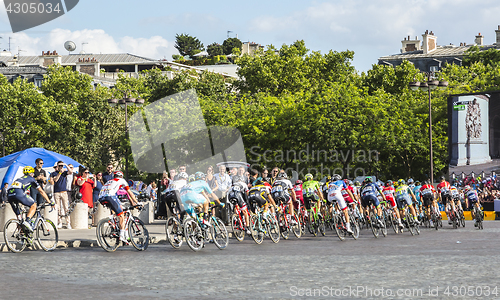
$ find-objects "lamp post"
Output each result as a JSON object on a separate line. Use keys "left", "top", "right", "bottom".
{"left": 409, "top": 73, "right": 448, "bottom": 184}
{"left": 108, "top": 90, "right": 144, "bottom": 181}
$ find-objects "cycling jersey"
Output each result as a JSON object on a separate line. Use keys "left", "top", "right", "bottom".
{"left": 327, "top": 180, "right": 348, "bottom": 210}
{"left": 395, "top": 184, "right": 413, "bottom": 208}
{"left": 413, "top": 185, "right": 422, "bottom": 202}
{"left": 228, "top": 182, "right": 249, "bottom": 209}
{"left": 248, "top": 184, "right": 270, "bottom": 212}
{"left": 302, "top": 180, "right": 321, "bottom": 198}
{"left": 360, "top": 182, "right": 382, "bottom": 207}
{"left": 466, "top": 189, "right": 479, "bottom": 203}
{"left": 437, "top": 181, "right": 451, "bottom": 196}
{"left": 341, "top": 185, "right": 355, "bottom": 204}
{"left": 382, "top": 186, "right": 396, "bottom": 208}
{"left": 7, "top": 175, "right": 39, "bottom": 215}
{"left": 99, "top": 178, "right": 130, "bottom": 198}
{"left": 8, "top": 175, "right": 39, "bottom": 193}
{"left": 271, "top": 179, "right": 293, "bottom": 204}
{"left": 294, "top": 184, "right": 303, "bottom": 204}
{"left": 450, "top": 186, "right": 460, "bottom": 200}
{"left": 179, "top": 183, "right": 207, "bottom": 205}
{"left": 188, "top": 180, "right": 213, "bottom": 195}
{"left": 168, "top": 179, "right": 188, "bottom": 191}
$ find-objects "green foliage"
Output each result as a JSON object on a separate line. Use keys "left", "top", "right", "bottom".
{"left": 463, "top": 46, "right": 500, "bottom": 67}
{"left": 174, "top": 33, "right": 204, "bottom": 59}
{"left": 207, "top": 42, "right": 223, "bottom": 57}
{"left": 172, "top": 54, "right": 184, "bottom": 61}
{"left": 222, "top": 37, "right": 242, "bottom": 55}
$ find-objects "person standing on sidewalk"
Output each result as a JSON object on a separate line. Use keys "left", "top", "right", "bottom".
{"left": 31, "top": 158, "right": 47, "bottom": 206}
{"left": 102, "top": 164, "right": 114, "bottom": 184}
{"left": 50, "top": 161, "right": 71, "bottom": 229}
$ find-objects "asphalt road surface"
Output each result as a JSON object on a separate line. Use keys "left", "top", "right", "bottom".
{"left": 1, "top": 221, "right": 499, "bottom": 300}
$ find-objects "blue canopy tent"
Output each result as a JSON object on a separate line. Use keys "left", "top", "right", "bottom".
{"left": 0, "top": 148, "right": 82, "bottom": 186}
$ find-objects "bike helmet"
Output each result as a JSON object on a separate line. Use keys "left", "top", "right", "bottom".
{"left": 365, "top": 176, "right": 373, "bottom": 183}
{"left": 332, "top": 174, "right": 342, "bottom": 181}
{"left": 194, "top": 171, "right": 204, "bottom": 180}
{"left": 464, "top": 185, "right": 471, "bottom": 191}
{"left": 415, "top": 181, "right": 421, "bottom": 186}
{"left": 397, "top": 179, "right": 405, "bottom": 186}
{"left": 304, "top": 173, "right": 313, "bottom": 181}
{"left": 326, "top": 176, "right": 332, "bottom": 182}
{"left": 277, "top": 172, "right": 287, "bottom": 179}
{"left": 233, "top": 175, "right": 245, "bottom": 183}
{"left": 113, "top": 171, "right": 124, "bottom": 178}
{"left": 295, "top": 180, "right": 303, "bottom": 185}
{"left": 188, "top": 174, "right": 195, "bottom": 182}
{"left": 407, "top": 178, "right": 414, "bottom": 184}
{"left": 439, "top": 176, "right": 446, "bottom": 181}
{"left": 178, "top": 172, "right": 189, "bottom": 180}
{"left": 386, "top": 180, "right": 393, "bottom": 187}
{"left": 425, "top": 179, "right": 431, "bottom": 185}
{"left": 23, "top": 166, "right": 35, "bottom": 175}
{"left": 353, "top": 180, "right": 361, "bottom": 187}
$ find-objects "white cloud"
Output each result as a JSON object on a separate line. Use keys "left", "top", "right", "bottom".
{"left": 0, "top": 28, "right": 178, "bottom": 60}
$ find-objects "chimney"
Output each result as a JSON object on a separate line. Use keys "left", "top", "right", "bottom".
{"left": 496, "top": 25, "right": 500, "bottom": 48}
{"left": 401, "top": 35, "right": 421, "bottom": 53}
{"left": 422, "top": 30, "right": 437, "bottom": 54}
{"left": 475, "top": 33, "right": 484, "bottom": 46}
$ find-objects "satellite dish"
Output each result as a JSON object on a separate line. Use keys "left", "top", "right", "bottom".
{"left": 64, "top": 41, "right": 76, "bottom": 52}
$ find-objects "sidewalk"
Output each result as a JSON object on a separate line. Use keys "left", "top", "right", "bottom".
{"left": 0, "top": 219, "right": 169, "bottom": 252}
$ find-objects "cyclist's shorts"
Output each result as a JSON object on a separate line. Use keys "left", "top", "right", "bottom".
{"left": 396, "top": 196, "right": 412, "bottom": 209}
{"left": 7, "top": 189, "right": 35, "bottom": 215}
{"left": 99, "top": 195, "right": 123, "bottom": 215}
{"left": 248, "top": 194, "right": 267, "bottom": 209}
{"left": 328, "top": 193, "right": 347, "bottom": 210}
{"left": 274, "top": 194, "right": 291, "bottom": 206}
{"left": 164, "top": 190, "right": 183, "bottom": 213}
{"left": 385, "top": 198, "right": 396, "bottom": 209}
{"left": 440, "top": 193, "right": 451, "bottom": 205}
{"left": 302, "top": 193, "right": 318, "bottom": 210}
{"left": 361, "top": 195, "right": 379, "bottom": 208}
{"left": 422, "top": 194, "right": 434, "bottom": 207}
{"left": 229, "top": 192, "right": 247, "bottom": 210}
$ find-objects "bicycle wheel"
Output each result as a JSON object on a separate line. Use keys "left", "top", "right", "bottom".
{"left": 183, "top": 217, "right": 204, "bottom": 251}
{"left": 128, "top": 217, "right": 149, "bottom": 251}
{"left": 250, "top": 215, "right": 263, "bottom": 244}
{"left": 317, "top": 214, "right": 326, "bottom": 236}
{"left": 96, "top": 218, "right": 119, "bottom": 252}
{"left": 333, "top": 215, "right": 345, "bottom": 241}
{"left": 380, "top": 214, "right": 387, "bottom": 237}
{"left": 369, "top": 211, "right": 379, "bottom": 238}
{"left": 350, "top": 218, "right": 359, "bottom": 240}
{"left": 230, "top": 213, "right": 245, "bottom": 242}
{"left": 460, "top": 210, "right": 466, "bottom": 227}
{"left": 211, "top": 217, "right": 229, "bottom": 250}
{"left": 267, "top": 215, "right": 280, "bottom": 243}
{"left": 166, "top": 216, "right": 183, "bottom": 249}
{"left": 36, "top": 219, "right": 58, "bottom": 251}
{"left": 387, "top": 210, "right": 398, "bottom": 234}
{"left": 307, "top": 216, "right": 317, "bottom": 236}
{"left": 291, "top": 214, "right": 301, "bottom": 238}
{"left": 3, "top": 219, "right": 28, "bottom": 253}
{"left": 278, "top": 213, "right": 289, "bottom": 240}
{"left": 452, "top": 212, "right": 458, "bottom": 229}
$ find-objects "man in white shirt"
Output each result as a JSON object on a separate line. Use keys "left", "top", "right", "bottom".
{"left": 214, "top": 166, "right": 231, "bottom": 199}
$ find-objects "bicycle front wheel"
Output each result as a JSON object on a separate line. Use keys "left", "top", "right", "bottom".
{"left": 96, "top": 218, "right": 120, "bottom": 252}
{"left": 211, "top": 217, "right": 229, "bottom": 250}
{"left": 129, "top": 217, "right": 149, "bottom": 251}
{"left": 36, "top": 219, "right": 58, "bottom": 251}
{"left": 3, "top": 219, "right": 28, "bottom": 253}
{"left": 230, "top": 213, "right": 245, "bottom": 242}
{"left": 267, "top": 215, "right": 280, "bottom": 243}
{"left": 333, "top": 215, "right": 345, "bottom": 241}
{"left": 250, "top": 215, "right": 263, "bottom": 245}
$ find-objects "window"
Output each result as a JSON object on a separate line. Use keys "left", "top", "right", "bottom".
{"left": 430, "top": 65, "right": 439, "bottom": 73}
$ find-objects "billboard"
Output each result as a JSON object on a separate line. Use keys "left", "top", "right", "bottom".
{"left": 448, "top": 92, "right": 500, "bottom": 176}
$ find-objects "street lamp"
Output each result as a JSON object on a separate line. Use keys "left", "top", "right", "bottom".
{"left": 108, "top": 90, "right": 145, "bottom": 181}
{"left": 409, "top": 73, "right": 448, "bottom": 184}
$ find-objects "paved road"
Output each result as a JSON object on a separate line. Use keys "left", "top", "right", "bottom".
{"left": 1, "top": 221, "right": 499, "bottom": 300}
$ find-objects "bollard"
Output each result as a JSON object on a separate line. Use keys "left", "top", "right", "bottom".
{"left": 0, "top": 203, "right": 17, "bottom": 232}
{"left": 43, "top": 205, "right": 58, "bottom": 227}
{"left": 94, "top": 202, "right": 111, "bottom": 223}
{"left": 138, "top": 201, "right": 154, "bottom": 225}
{"left": 70, "top": 202, "right": 89, "bottom": 229}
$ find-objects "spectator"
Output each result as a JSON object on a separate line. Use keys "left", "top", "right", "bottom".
{"left": 102, "top": 164, "right": 114, "bottom": 184}
{"left": 237, "top": 166, "right": 250, "bottom": 185}
{"left": 1, "top": 182, "right": 8, "bottom": 204}
{"left": 262, "top": 168, "right": 269, "bottom": 179}
{"left": 206, "top": 165, "right": 219, "bottom": 195}
{"left": 269, "top": 167, "right": 280, "bottom": 185}
{"left": 49, "top": 161, "right": 71, "bottom": 229}
{"left": 93, "top": 172, "right": 104, "bottom": 211}
{"left": 75, "top": 168, "right": 95, "bottom": 208}
{"left": 229, "top": 167, "right": 238, "bottom": 179}
{"left": 214, "top": 165, "right": 231, "bottom": 199}
{"left": 67, "top": 164, "right": 76, "bottom": 202}
{"left": 174, "top": 165, "right": 187, "bottom": 180}
{"left": 31, "top": 158, "right": 47, "bottom": 206}
{"left": 150, "top": 182, "right": 157, "bottom": 201}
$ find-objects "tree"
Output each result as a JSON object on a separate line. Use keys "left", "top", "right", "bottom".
{"left": 222, "top": 37, "right": 242, "bottom": 55}
{"left": 463, "top": 46, "right": 500, "bottom": 67}
{"left": 174, "top": 33, "right": 204, "bottom": 58}
{"left": 207, "top": 42, "right": 223, "bottom": 57}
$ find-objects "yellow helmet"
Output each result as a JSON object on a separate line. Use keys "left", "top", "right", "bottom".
{"left": 23, "top": 166, "right": 35, "bottom": 175}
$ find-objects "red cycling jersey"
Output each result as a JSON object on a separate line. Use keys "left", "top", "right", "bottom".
{"left": 341, "top": 185, "right": 354, "bottom": 203}
{"left": 437, "top": 181, "right": 451, "bottom": 194}
{"left": 420, "top": 184, "right": 436, "bottom": 196}
{"left": 382, "top": 186, "right": 396, "bottom": 207}
{"left": 294, "top": 184, "right": 303, "bottom": 203}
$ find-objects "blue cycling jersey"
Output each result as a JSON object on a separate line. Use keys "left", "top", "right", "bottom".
{"left": 360, "top": 183, "right": 381, "bottom": 198}
{"left": 8, "top": 175, "right": 39, "bottom": 194}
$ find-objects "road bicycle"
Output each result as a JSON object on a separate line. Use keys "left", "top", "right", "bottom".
{"left": 398, "top": 199, "right": 420, "bottom": 235}
{"left": 294, "top": 199, "right": 307, "bottom": 235}
{"left": 473, "top": 204, "right": 484, "bottom": 230}
{"left": 227, "top": 189, "right": 252, "bottom": 242}
{"left": 445, "top": 202, "right": 459, "bottom": 229}
{"left": 96, "top": 204, "right": 149, "bottom": 252}
{"left": 249, "top": 206, "right": 280, "bottom": 244}
{"left": 363, "top": 201, "right": 387, "bottom": 238}
{"left": 183, "top": 202, "right": 229, "bottom": 251}
{"left": 3, "top": 202, "right": 58, "bottom": 253}
{"left": 275, "top": 199, "right": 301, "bottom": 240}
{"left": 332, "top": 203, "right": 359, "bottom": 241}
{"left": 454, "top": 199, "right": 466, "bottom": 227}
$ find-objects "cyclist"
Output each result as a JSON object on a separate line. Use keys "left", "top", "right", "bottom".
{"left": 248, "top": 177, "right": 275, "bottom": 217}
{"left": 382, "top": 180, "right": 404, "bottom": 229}
{"left": 271, "top": 171, "right": 298, "bottom": 224}
{"left": 412, "top": 180, "right": 423, "bottom": 220}
{"left": 407, "top": 178, "right": 415, "bottom": 190}
{"left": 98, "top": 171, "right": 141, "bottom": 243}
{"left": 294, "top": 180, "right": 304, "bottom": 210}
{"left": 7, "top": 166, "right": 54, "bottom": 231}
{"left": 360, "top": 176, "right": 386, "bottom": 226}
{"left": 437, "top": 176, "right": 455, "bottom": 225}
{"left": 450, "top": 184, "right": 463, "bottom": 212}
{"left": 394, "top": 179, "right": 420, "bottom": 225}
{"left": 302, "top": 173, "right": 325, "bottom": 226}
{"left": 326, "top": 174, "right": 354, "bottom": 234}
{"left": 420, "top": 179, "right": 438, "bottom": 223}
{"left": 465, "top": 185, "right": 482, "bottom": 227}
{"left": 181, "top": 171, "right": 223, "bottom": 225}
{"left": 162, "top": 172, "right": 189, "bottom": 221}
{"left": 228, "top": 174, "right": 250, "bottom": 234}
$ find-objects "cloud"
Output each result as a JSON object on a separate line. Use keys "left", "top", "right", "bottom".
{"left": 0, "top": 28, "right": 178, "bottom": 59}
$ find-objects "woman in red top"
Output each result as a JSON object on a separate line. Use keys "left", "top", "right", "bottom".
{"left": 76, "top": 168, "right": 96, "bottom": 208}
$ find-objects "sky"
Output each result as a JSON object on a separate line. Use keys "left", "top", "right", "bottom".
{"left": 1, "top": 0, "right": 500, "bottom": 72}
